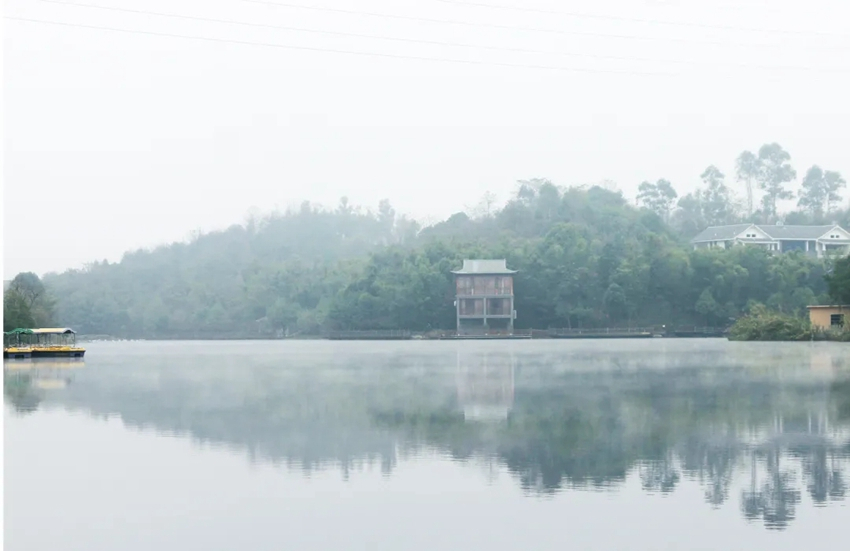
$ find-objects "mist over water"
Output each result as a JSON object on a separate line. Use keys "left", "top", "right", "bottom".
{"left": 5, "top": 340, "right": 849, "bottom": 550}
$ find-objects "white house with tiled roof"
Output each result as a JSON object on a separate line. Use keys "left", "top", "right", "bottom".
{"left": 691, "top": 224, "right": 850, "bottom": 258}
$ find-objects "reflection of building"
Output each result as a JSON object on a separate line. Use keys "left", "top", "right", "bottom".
{"left": 4, "top": 359, "right": 85, "bottom": 391}
{"left": 455, "top": 351, "right": 515, "bottom": 421}
{"left": 809, "top": 350, "right": 848, "bottom": 375}
{"left": 452, "top": 259, "right": 517, "bottom": 335}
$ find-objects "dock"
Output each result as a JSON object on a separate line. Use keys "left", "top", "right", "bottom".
{"left": 548, "top": 328, "right": 655, "bottom": 339}
{"left": 327, "top": 330, "right": 412, "bottom": 341}
{"left": 437, "top": 333, "right": 533, "bottom": 340}
{"left": 322, "top": 326, "right": 726, "bottom": 341}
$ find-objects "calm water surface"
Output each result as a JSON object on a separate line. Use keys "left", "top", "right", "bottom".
{"left": 5, "top": 340, "right": 850, "bottom": 550}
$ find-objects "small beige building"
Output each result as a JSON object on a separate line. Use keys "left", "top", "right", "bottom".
{"left": 807, "top": 305, "right": 848, "bottom": 330}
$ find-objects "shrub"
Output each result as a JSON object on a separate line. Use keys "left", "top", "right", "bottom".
{"left": 727, "top": 305, "right": 813, "bottom": 341}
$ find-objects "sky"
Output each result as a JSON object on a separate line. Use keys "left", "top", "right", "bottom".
{"left": 3, "top": 0, "right": 850, "bottom": 277}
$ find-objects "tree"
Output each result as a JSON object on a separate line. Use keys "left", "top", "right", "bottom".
{"left": 468, "top": 191, "right": 499, "bottom": 219}
{"left": 637, "top": 179, "right": 678, "bottom": 221}
{"left": 10, "top": 272, "right": 46, "bottom": 309}
{"left": 4, "top": 289, "right": 36, "bottom": 331}
{"left": 268, "top": 298, "right": 300, "bottom": 334}
{"left": 700, "top": 165, "right": 735, "bottom": 226}
{"left": 602, "top": 283, "right": 628, "bottom": 323}
{"left": 736, "top": 150, "right": 760, "bottom": 217}
{"left": 796, "top": 166, "right": 845, "bottom": 220}
{"left": 336, "top": 196, "right": 353, "bottom": 216}
{"left": 825, "top": 256, "right": 850, "bottom": 304}
{"left": 756, "top": 143, "right": 796, "bottom": 220}
{"left": 671, "top": 192, "right": 706, "bottom": 238}
{"left": 695, "top": 288, "right": 722, "bottom": 324}
{"left": 8, "top": 272, "right": 54, "bottom": 327}
{"left": 824, "top": 170, "right": 847, "bottom": 215}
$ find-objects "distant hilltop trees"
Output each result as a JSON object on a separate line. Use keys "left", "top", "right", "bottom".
{"left": 6, "top": 142, "right": 848, "bottom": 338}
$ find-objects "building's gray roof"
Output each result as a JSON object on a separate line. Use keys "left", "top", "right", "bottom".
{"left": 452, "top": 259, "right": 517, "bottom": 275}
{"left": 692, "top": 224, "right": 846, "bottom": 243}
{"left": 758, "top": 225, "right": 837, "bottom": 240}
{"left": 691, "top": 224, "right": 753, "bottom": 243}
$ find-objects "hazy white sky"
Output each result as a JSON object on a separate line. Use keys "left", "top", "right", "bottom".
{"left": 3, "top": 0, "right": 850, "bottom": 277}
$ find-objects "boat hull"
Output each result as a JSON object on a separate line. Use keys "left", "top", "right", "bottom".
{"left": 30, "top": 348, "right": 86, "bottom": 358}
{"left": 3, "top": 347, "right": 33, "bottom": 360}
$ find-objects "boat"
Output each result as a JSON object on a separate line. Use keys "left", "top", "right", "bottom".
{"left": 4, "top": 328, "right": 33, "bottom": 359}
{"left": 4, "top": 328, "right": 86, "bottom": 359}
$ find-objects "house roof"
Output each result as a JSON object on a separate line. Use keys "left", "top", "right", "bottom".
{"left": 692, "top": 224, "right": 847, "bottom": 243}
{"left": 691, "top": 224, "right": 754, "bottom": 243}
{"left": 806, "top": 305, "right": 849, "bottom": 309}
{"left": 451, "top": 259, "right": 517, "bottom": 275}
{"left": 758, "top": 225, "right": 837, "bottom": 240}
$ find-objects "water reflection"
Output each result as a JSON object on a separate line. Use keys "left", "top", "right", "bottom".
{"left": 5, "top": 341, "right": 850, "bottom": 531}
{"left": 455, "top": 350, "right": 515, "bottom": 422}
{"left": 4, "top": 359, "right": 84, "bottom": 414}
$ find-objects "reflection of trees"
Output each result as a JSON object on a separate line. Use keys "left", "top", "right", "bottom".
{"left": 756, "top": 448, "right": 802, "bottom": 530}
{"left": 13, "top": 344, "right": 850, "bottom": 531}
{"left": 639, "top": 456, "right": 680, "bottom": 494}
{"left": 801, "top": 446, "right": 847, "bottom": 505}
{"left": 3, "top": 371, "right": 41, "bottom": 414}
{"left": 834, "top": 380, "right": 850, "bottom": 421}
{"left": 680, "top": 436, "right": 737, "bottom": 506}
{"left": 741, "top": 451, "right": 800, "bottom": 530}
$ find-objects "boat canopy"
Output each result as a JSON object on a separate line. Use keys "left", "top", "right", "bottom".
{"left": 31, "top": 328, "right": 76, "bottom": 335}
{"left": 5, "top": 328, "right": 35, "bottom": 335}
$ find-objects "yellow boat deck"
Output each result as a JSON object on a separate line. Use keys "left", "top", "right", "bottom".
{"left": 4, "top": 346, "right": 86, "bottom": 359}
{"left": 5, "top": 328, "right": 86, "bottom": 359}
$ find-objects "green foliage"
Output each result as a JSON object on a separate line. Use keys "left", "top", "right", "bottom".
{"left": 330, "top": 187, "right": 829, "bottom": 332}
{"left": 798, "top": 165, "right": 847, "bottom": 219}
{"left": 34, "top": 157, "right": 845, "bottom": 337}
{"left": 43, "top": 201, "right": 417, "bottom": 338}
{"left": 756, "top": 143, "right": 797, "bottom": 220}
{"left": 735, "top": 150, "right": 760, "bottom": 216}
{"left": 727, "top": 305, "right": 812, "bottom": 341}
{"left": 699, "top": 165, "right": 737, "bottom": 226}
{"left": 825, "top": 256, "right": 850, "bottom": 304}
{"left": 637, "top": 179, "right": 678, "bottom": 221}
{"left": 4, "top": 289, "right": 35, "bottom": 332}
{"left": 4, "top": 272, "right": 54, "bottom": 330}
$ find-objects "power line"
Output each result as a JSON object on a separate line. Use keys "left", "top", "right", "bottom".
{"left": 3, "top": 16, "right": 674, "bottom": 76}
{"left": 27, "top": 0, "right": 849, "bottom": 73}
{"left": 432, "top": 0, "right": 849, "bottom": 38}
{"left": 236, "top": 0, "right": 850, "bottom": 50}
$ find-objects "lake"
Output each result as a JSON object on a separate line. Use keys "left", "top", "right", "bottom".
{"left": 5, "top": 340, "right": 849, "bottom": 550}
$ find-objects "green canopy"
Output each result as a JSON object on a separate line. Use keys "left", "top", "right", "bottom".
{"left": 4, "top": 328, "right": 34, "bottom": 335}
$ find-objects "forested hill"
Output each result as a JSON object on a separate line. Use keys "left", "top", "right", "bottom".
{"left": 31, "top": 170, "right": 847, "bottom": 338}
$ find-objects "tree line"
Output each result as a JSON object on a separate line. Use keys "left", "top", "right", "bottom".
{"left": 4, "top": 142, "right": 850, "bottom": 337}
{"left": 637, "top": 142, "right": 848, "bottom": 237}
